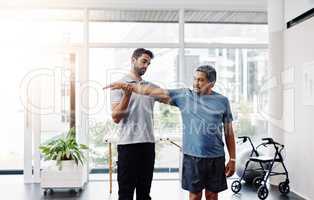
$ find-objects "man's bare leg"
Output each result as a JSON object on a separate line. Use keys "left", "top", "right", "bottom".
{"left": 189, "top": 191, "right": 202, "bottom": 200}
{"left": 205, "top": 191, "right": 218, "bottom": 200}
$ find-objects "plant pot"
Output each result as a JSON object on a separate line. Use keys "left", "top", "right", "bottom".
{"left": 41, "top": 160, "right": 87, "bottom": 190}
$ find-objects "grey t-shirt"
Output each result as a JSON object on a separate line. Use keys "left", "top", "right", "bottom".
{"left": 110, "top": 75, "right": 159, "bottom": 145}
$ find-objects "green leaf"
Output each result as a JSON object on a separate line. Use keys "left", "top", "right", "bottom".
{"left": 79, "top": 144, "right": 88, "bottom": 150}
{"left": 39, "top": 128, "right": 88, "bottom": 168}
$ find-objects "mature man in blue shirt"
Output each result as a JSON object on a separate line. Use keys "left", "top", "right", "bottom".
{"left": 105, "top": 65, "right": 236, "bottom": 200}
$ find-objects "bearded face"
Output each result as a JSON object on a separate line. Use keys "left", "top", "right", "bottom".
{"left": 132, "top": 53, "right": 152, "bottom": 76}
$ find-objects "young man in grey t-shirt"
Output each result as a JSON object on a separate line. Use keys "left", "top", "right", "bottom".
{"left": 110, "top": 48, "right": 161, "bottom": 200}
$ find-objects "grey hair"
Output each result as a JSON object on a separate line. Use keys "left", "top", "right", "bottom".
{"left": 195, "top": 65, "right": 216, "bottom": 82}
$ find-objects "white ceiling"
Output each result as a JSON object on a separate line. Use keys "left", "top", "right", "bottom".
{"left": 0, "top": 0, "right": 267, "bottom": 24}
{"left": 89, "top": 9, "right": 267, "bottom": 24}
{"left": 0, "top": 0, "right": 267, "bottom": 11}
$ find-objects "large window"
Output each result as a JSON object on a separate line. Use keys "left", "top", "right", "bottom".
{"left": 90, "top": 22, "right": 179, "bottom": 43}
{"left": 183, "top": 10, "right": 269, "bottom": 146}
{"left": 89, "top": 10, "right": 179, "bottom": 43}
{"left": 184, "top": 48, "right": 269, "bottom": 145}
{"left": 88, "top": 48, "right": 269, "bottom": 173}
{"left": 87, "top": 10, "right": 269, "bottom": 174}
{"left": 1, "top": 8, "right": 269, "bottom": 176}
{"left": 184, "top": 9, "right": 268, "bottom": 44}
{"left": 0, "top": 9, "right": 83, "bottom": 171}
{"left": 185, "top": 24, "right": 268, "bottom": 44}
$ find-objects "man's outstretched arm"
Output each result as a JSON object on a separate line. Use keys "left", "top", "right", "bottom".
{"left": 104, "top": 82, "right": 171, "bottom": 104}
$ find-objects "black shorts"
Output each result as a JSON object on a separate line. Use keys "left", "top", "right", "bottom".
{"left": 182, "top": 154, "right": 227, "bottom": 193}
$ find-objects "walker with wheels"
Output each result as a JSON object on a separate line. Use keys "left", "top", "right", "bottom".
{"left": 231, "top": 136, "right": 290, "bottom": 200}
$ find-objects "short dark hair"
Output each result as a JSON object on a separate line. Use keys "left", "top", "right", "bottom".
{"left": 195, "top": 65, "right": 216, "bottom": 82}
{"left": 132, "top": 48, "right": 154, "bottom": 59}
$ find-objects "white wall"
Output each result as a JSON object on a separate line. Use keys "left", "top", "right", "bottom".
{"left": 283, "top": 16, "right": 314, "bottom": 200}
{"left": 268, "top": 0, "right": 314, "bottom": 199}
{"left": 284, "top": 1, "right": 314, "bottom": 199}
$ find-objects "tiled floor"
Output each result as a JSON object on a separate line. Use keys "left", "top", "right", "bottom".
{"left": 0, "top": 174, "right": 305, "bottom": 200}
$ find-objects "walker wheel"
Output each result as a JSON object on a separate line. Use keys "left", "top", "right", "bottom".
{"left": 231, "top": 180, "right": 242, "bottom": 193}
{"left": 253, "top": 176, "right": 263, "bottom": 188}
{"left": 257, "top": 186, "right": 269, "bottom": 200}
{"left": 279, "top": 182, "right": 290, "bottom": 194}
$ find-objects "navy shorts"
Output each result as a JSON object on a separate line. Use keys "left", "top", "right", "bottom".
{"left": 182, "top": 154, "right": 228, "bottom": 193}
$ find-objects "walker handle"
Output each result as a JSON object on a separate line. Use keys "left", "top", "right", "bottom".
{"left": 238, "top": 136, "right": 248, "bottom": 143}
{"left": 262, "top": 138, "right": 284, "bottom": 147}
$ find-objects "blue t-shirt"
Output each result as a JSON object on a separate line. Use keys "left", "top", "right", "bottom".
{"left": 168, "top": 88, "right": 233, "bottom": 158}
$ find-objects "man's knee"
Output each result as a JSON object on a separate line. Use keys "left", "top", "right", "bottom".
{"left": 189, "top": 191, "right": 202, "bottom": 200}
{"left": 205, "top": 191, "right": 218, "bottom": 200}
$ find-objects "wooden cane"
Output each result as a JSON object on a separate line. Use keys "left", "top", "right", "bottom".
{"left": 109, "top": 142, "right": 112, "bottom": 194}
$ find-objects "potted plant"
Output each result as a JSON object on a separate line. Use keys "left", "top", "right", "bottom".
{"left": 39, "top": 127, "right": 88, "bottom": 195}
